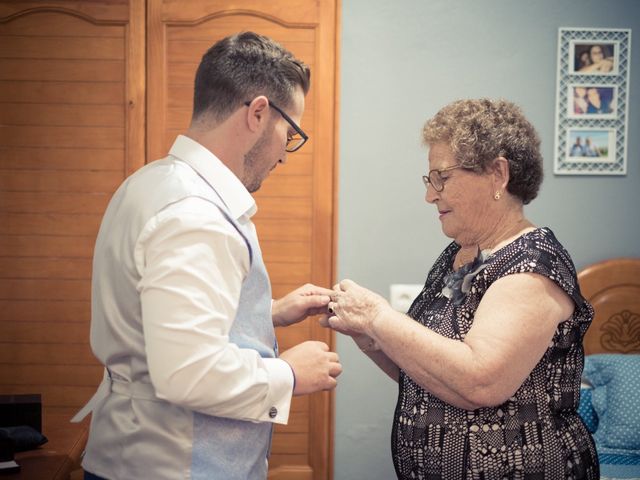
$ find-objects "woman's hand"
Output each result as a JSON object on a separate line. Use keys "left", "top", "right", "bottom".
{"left": 319, "top": 280, "right": 401, "bottom": 380}
{"left": 324, "top": 279, "right": 391, "bottom": 337}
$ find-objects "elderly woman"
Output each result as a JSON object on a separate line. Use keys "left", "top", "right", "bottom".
{"left": 325, "top": 99, "right": 598, "bottom": 479}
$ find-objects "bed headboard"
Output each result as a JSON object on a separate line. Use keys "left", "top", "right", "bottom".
{"left": 577, "top": 258, "right": 640, "bottom": 355}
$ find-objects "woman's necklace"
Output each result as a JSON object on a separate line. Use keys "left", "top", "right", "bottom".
{"left": 456, "top": 253, "right": 474, "bottom": 270}
{"left": 455, "top": 246, "right": 486, "bottom": 270}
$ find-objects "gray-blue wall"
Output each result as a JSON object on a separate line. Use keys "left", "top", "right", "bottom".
{"left": 335, "top": 1, "right": 640, "bottom": 478}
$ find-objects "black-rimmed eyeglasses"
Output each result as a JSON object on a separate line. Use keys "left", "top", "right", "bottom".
{"left": 244, "top": 100, "right": 308, "bottom": 153}
{"left": 422, "top": 164, "right": 465, "bottom": 192}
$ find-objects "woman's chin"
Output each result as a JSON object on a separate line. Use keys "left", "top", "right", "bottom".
{"left": 441, "top": 227, "right": 459, "bottom": 242}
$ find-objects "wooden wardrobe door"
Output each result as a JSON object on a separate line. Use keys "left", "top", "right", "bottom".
{"left": 147, "top": 1, "right": 339, "bottom": 478}
{"left": 0, "top": 1, "right": 145, "bottom": 414}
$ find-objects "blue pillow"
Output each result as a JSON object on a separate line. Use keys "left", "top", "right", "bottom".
{"left": 583, "top": 354, "right": 640, "bottom": 451}
{"left": 577, "top": 387, "right": 598, "bottom": 433}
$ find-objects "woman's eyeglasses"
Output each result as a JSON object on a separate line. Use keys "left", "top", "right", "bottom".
{"left": 421, "top": 164, "right": 465, "bottom": 192}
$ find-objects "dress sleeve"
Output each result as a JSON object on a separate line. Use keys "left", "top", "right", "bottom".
{"left": 483, "top": 229, "right": 593, "bottom": 321}
{"left": 134, "top": 197, "right": 294, "bottom": 424}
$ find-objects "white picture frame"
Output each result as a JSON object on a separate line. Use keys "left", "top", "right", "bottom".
{"left": 554, "top": 28, "right": 631, "bottom": 175}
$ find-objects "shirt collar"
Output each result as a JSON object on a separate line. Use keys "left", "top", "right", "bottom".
{"left": 168, "top": 135, "right": 256, "bottom": 219}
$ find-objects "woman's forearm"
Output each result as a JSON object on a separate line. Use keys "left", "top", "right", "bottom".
{"left": 369, "top": 309, "right": 483, "bottom": 409}
{"left": 356, "top": 340, "right": 400, "bottom": 382}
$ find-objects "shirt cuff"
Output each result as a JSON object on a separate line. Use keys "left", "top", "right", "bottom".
{"left": 259, "top": 358, "right": 294, "bottom": 425}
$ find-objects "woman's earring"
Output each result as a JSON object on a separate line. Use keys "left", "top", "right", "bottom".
{"left": 494, "top": 191, "right": 502, "bottom": 200}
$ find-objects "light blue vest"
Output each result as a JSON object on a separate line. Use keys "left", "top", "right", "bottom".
{"left": 191, "top": 180, "right": 276, "bottom": 480}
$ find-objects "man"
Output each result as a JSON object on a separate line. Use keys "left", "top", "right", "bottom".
{"left": 74, "top": 32, "right": 342, "bottom": 480}
{"left": 584, "top": 137, "right": 600, "bottom": 157}
{"left": 570, "top": 136, "right": 585, "bottom": 157}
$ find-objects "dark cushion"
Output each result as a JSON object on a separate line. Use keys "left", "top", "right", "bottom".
{"left": 0, "top": 425, "right": 48, "bottom": 452}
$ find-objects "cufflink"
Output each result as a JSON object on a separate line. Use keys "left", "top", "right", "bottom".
{"left": 268, "top": 406, "right": 278, "bottom": 418}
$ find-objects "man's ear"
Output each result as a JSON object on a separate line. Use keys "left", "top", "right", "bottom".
{"left": 492, "top": 156, "right": 510, "bottom": 191}
{"left": 245, "top": 96, "right": 269, "bottom": 133}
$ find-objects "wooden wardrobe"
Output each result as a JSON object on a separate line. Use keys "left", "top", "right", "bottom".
{"left": 0, "top": 1, "right": 340, "bottom": 478}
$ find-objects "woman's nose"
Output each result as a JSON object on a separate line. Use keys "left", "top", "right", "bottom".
{"left": 425, "top": 183, "right": 438, "bottom": 204}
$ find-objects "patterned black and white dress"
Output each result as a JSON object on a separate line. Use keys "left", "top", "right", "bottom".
{"left": 392, "top": 228, "right": 599, "bottom": 479}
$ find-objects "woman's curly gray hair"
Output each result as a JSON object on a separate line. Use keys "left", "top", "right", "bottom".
{"left": 422, "top": 98, "right": 543, "bottom": 204}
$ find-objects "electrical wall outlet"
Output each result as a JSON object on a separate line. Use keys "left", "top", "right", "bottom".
{"left": 389, "top": 284, "right": 423, "bottom": 312}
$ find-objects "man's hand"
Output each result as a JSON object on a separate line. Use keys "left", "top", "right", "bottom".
{"left": 272, "top": 283, "right": 333, "bottom": 327}
{"left": 280, "top": 341, "right": 342, "bottom": 395}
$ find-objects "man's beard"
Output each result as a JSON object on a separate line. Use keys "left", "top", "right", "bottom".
{"left": 243, "top": 129, "right": 272, "bottom": 193}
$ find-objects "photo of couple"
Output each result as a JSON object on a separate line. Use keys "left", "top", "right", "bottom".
{"left": 573, "top": 43, "right": 616, "bottom": 74}
{"left": 568, "top": 129, "right": 613, "bottom": 160}
{"left": 570, "top": 85, "right": 616, "bottom": 117}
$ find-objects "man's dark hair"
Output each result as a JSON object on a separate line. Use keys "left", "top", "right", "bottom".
{"left": 192, "top": 31, "right": 310, "bottom": 123}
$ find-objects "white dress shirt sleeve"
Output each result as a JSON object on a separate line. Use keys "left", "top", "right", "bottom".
{"left": 134, "top": 197, "right": 293, "bottom": 424}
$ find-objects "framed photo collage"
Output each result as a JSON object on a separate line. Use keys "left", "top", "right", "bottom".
{"left": 554, "top": 28, "right": 631, "bottom": 175}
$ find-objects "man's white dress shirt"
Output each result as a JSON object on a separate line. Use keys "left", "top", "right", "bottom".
{"left": 79, "top": 135, "right": 294, "bottom": 479}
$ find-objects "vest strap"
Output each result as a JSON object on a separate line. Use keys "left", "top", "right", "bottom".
{"left": 70, "top": 369, "right": 109, "bottom": 423}
{"left": 71, "top": 369, "right": 160, "bottom": 423}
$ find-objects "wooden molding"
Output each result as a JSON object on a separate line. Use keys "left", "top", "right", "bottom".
{"left": 599, "top": 309, "right": 640, "bottom": 353}
{"left": 0, "top": 3, "right": 129, "bottom": 24}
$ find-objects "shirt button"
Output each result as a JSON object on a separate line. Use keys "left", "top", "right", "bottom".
{"left": 269, "top": 407, "right": 278, "bottom": 418}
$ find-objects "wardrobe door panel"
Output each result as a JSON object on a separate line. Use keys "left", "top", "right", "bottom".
{"left": 0, "top": 0, "right": 145, "bottom": 414}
